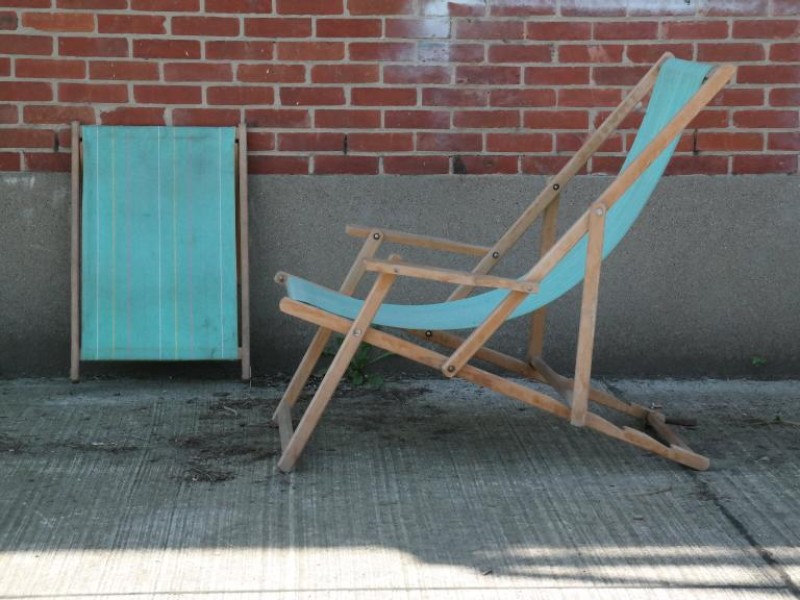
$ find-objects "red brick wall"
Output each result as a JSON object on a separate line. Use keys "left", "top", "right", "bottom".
{"left": 0, "top": 0, "right": 797, "bottom": 175}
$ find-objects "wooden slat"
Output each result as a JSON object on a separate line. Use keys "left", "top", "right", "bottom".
{"left": 237, "top": 123, "right": 251, "bottom": 381}
{"left": 70, "top": 122, "right": 81, "bottom": 383}
{"left": 363, "top": 258, "right": 539, "bottom": 293}
{"left": 570, "top": 204, "right": 606, "bottom": 427}
{"left": 528, "top": 194, "right": 560, "bottom": 360}
{"left": 347, "top": 225, "right": 490, "bottom": 257}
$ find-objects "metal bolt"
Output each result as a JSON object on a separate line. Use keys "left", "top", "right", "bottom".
{"left": 552, "top": 183, "right": 560, "bottom": 191}
{"left": 447, "top": 365, "right": 455, "bottom": 373}
{"left": 353, "top": 329, "right": 362, "bottom": 337}
{"left": 425, "top": 330, "right": 432, "bottom": 338}
{"left": 373, "top": 232, "right": 381, "bottom": 240}
{"left": 492, "top": 251, "right": 500, "bottom": 259}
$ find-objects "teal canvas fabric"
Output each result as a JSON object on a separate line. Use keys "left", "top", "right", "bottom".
{"left": 81, "top": 126, "right": 239, "bottom": 360}
{"left": 285, "top": 58, "right": 713, "bottom": 331}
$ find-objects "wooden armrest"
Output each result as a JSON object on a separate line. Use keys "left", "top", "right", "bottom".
{"left": 346, "top": 225, "right": 491, "bottom": 257}
{"left": 363, "top": 258, "right": 539, "bottom": 293}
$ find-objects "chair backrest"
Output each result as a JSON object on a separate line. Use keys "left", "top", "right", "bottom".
{"left": 79, "top": 126, "right": 240, "bottom": 360}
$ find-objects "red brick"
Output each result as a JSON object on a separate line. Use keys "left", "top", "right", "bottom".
{"left": 594, "top": 109, "right": 643, "bottom": 130}
{"left": 668, "top": 147, "right": 717, "bottom": 171}
{"left": 90, "top": 61, "right": 160, "bottom": 81}
{"left": 60, "top": 83, "right": 127, "bottom": 103}
{"left": 134, "top": 85, "right": 202, "bottom": 104}
{"left": 130, "top": 0, "right": 199, "bottom": 10}
{"left": 385, "top": 18, "right": 449, "bottom": 38}
{"left": 0, "top": 57, "right": 7, "bottom": 76}
{"left": 348, "top": 132, "right": 413, "bottom": 152}
{"left": 697, "top": 43, "right": 765, "bottom": 62}
{"left": 383, "top": 155, "right": 449, "bottom": 174}
{"left": 688, "top": 110, "right": 729, "bottom": 128}
{"left": 733, "top": 109, "right": 798, "bottom": 128}
{"left": 350, "top": 42, "right": 415, "bottom": 61}
{"left": 490, "top": 88, "right": 555, "bottom": 107}
{"left": 58, "top": 0, "right": 126, "bottom": 7}
{"left": 348, "top": 0, "right": 412, "bottom": 15}
{"left": 23, "top": 12, "right": 93, "bottom": 31}
{"left": 595, "top": 21, "right": 657, "bottom": 40}
{"left": 456, "top": 20, "right": 524, "bottom": 40}
{"left": 769, "top": 88, "right": 800, "bottom": 107}
{"left": 527, "top": 21, "right": 590, "bottom": 40}
{"left": 590, "top": 155, "right": 625, "bottom": 174}
{"left": 559, "top": 44, "right": 623, "bottom": 63}
{"left": 525, "top": 66, "right": 589, "bottom": 85}
{"left": 172, "top": 108, "right": 241, "bottom": 126}
{"left": 456, "top": 66, "right": 520, "bottom": 85}
{"left": 205, "top": 0, "right": 271, "bottom": 12}
{"left": 732, "top": 154, "right": 796, "bottom": 174}
{"left": 490, "top": 0, "right": 555, "bottom": 16}
{"left": 352, "top": 87, "right": 416, "bottom": 106}
{"left": 423, "top": 87, "right": 488, "bottom": 107}
{"left": 418, "top": 42, "right": 484, "bottom": 63}
{"left": 314, "top": 155, "right": 378, "bottom": 175}
{"left": 245, "top": 108, "right": 310, "bottom": 127}
{"left": 134, "top": 39, "right": 200, "bottom": 59}
{"left": 0, "top": 11, "right": 16, "bottom": 29}
{"left": 59, "top": 37, "right": 127, "bottom": 57}
{"left": 593, "top": 66, "right": 650, "bottom": 86}
{"left": 247, "top": 131, "right": 275, "bottom": 151}
{"left": 701, "top": 0, "right": 768, "bottom": 15}
{"left": 25, "top": 152, "right": 71, "bottom": 172}
{"left": 0, "top": 104, "right": 17, "bottom": 123}
{"left": 559, "top": 88, "right": 622, "bottom": 107}
{"left": 738, "top": 65, "right": 800, "bottom": 84}
{"left": 563, "top": 0, "right": 624, "bottom": 15}
{"left": 773, "top": 0, "right": 800, "bottom": 15}
{"left": 488, "top": 44, "right": 551, "bottom": 64}
{"left": 238, "top": 64, "right": 305, "bottom": 83}
{"left": 385, "top": 109, "right": 450, "bottom": 129}
{"left": 173, "top": 16, "right": 239, "bottom": 36}
{"left": 627, "top": 43, "right": 693, "bottom": 63}
{"left": 709, "top": 88, "right": 764, "bottom": 107}
{"left": 2, "top": 0, "right": 49, "bottom": 7}
{"left": 453, "top": 155, "right": 519, "bottom": 174}
{"left": 249, "top": 155, "right": 309, "bottom": 175}
{"left": 453, "top": 110, "right": 519, "bottom": 128}
{"left": 206, "top": 41, "right": 273, "bottom": 60}
{"left": 98, "top": 14, "right": 165, "bottom": 34}
{"left": 165, "top": 62, "right": 232, "bottom": 82}
{"left": 99, "top": 107, "right": 165, "bottom": 125}
{"left": 277, "top": 41, "right": 344, "bottom": 61}
{"left": 317, "top": 18, "right": 380, "bottom": 37}
{"left": 315, "top": 109, "right": 380, "bottom": 129}
{"left": 276, "top": 0, "right": 342, "bottom": 15}
{"left": 0, "top": 127, "right": 53, "bottom": 148}
{"left": 245, "top": 18, "right": 311, "bottom": 38}
{"left": 17, "top": 58, "right": 85, "bottom": 79}
{"left": 421, "top": 0, "right": 484, "bottom": 16}
{"left": 7, "top": 78, "right": 73, "bottom": 102}
{"left": 417, "top": 132, "right": 481, "bottom": 152}
{"left": 769, "top": 43, "right": 800, "bottom": 62}
{"left": 696, "top": 132, "right": 764, "bottom": 152}
{"left": 768, "top": 132, "right": 800, "bottom": 151}
{"left": 280, "top": 87, "right": 345, "bottom": 106}
{"left": 312, "top": 64, "right": 379, "bottom": 83}
{"left": 384, "top": 65, "right": 450, "bottom": 84}
{"left": 207, "top": 86, "right": 274, "bottom": 105}
{"left": 486, "top": 132, "right": 551, "bottom": 153}
{"left": 522, "top": 155, "right": 576, "bottom": 174}
{"left": 0, "top": 35, "right": 52, "bottom": 55}
{"left": 557, "top": 132, "right": 621, "bottom": 152}
{"left": 524, "top": 110, "right": 588, "bottom": 130}
{"left": 24, "top": 105, "right": 95, "bottom": 124}
{"left": 662, "top": 21, "right": 729, "bottom": 39}
{"left": 279, "top": 132, "right": 345, "bottom": 151}
{"left": 733, "top": 19, "right": 799, "bottom": 39}
{"left": 0, "top": 152, "right": 21, "bottom": 171}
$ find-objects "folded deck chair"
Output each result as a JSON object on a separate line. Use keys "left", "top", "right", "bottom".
{"left": 273, "top": 55, "right": 735, "bottom": 473}
{"left": 70, "top": 124, "right": 251, "bottom": 381}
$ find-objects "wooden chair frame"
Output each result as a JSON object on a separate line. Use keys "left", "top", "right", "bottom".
{"left": 70, "top": 122, "right": 251, "bottom": 382}
{"left": 272, "top": 54, "right": 735, "bottom": 473}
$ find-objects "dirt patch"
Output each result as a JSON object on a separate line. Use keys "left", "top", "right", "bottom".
{"left": 66, "top": 442, "right": 139, "bottom": 454}
{"left": 0, "top": 433, "right": 26, "bottom": 453}
{"left": 180, "top": 463, "right": 235, "bottom": 483}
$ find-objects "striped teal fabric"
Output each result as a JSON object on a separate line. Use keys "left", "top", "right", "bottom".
{"left": 81, "top": 126, "right": 239, "bottom": 360}
{"left": 285, "top": 58, "right": 713, "bottom": 330}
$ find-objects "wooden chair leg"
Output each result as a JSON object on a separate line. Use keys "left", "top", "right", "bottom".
{"left": 527, "top": 194, "right": 560, "bottom": 361}
{"left": 571, "top": 204, "right": 606, "bottom": 427}
{"left": 277, "top": 271, "right": 396, "bottom": 473}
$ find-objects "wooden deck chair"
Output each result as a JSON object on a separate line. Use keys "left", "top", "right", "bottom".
{"left": 70, "top": 123, "right": 251, "bottom": 381}
{"left": 272, "top": 55, "right": 735, "bottom": 473}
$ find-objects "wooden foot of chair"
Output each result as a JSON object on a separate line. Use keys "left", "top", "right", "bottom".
{"left": 272, "top": 327, "right": 333, "bottom": 423}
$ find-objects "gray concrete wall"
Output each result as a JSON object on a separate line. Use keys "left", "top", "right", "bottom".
{"left": 1, "top": 173, "right": 798, "bottom": 378}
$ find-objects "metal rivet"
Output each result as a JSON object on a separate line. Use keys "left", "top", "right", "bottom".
{"left": 373, "top": 232, "right": 381, "bottom": 240}
{"left": 595, "top": 207, "right": 604, "bottom": 216}
{"left": 425, "top": 330, "right": 432, "bottom": 338}
{"left": 446, "top": 365, "right": 455, "bottom": 373}
{"left": 353, "top": 329, "right": 362, "bottom": 337}
{"left": 492, "top": 251, "right": 500, "bottom": 259}
{"left": 552, "top": 183, "right": 560, "bottom": 191}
